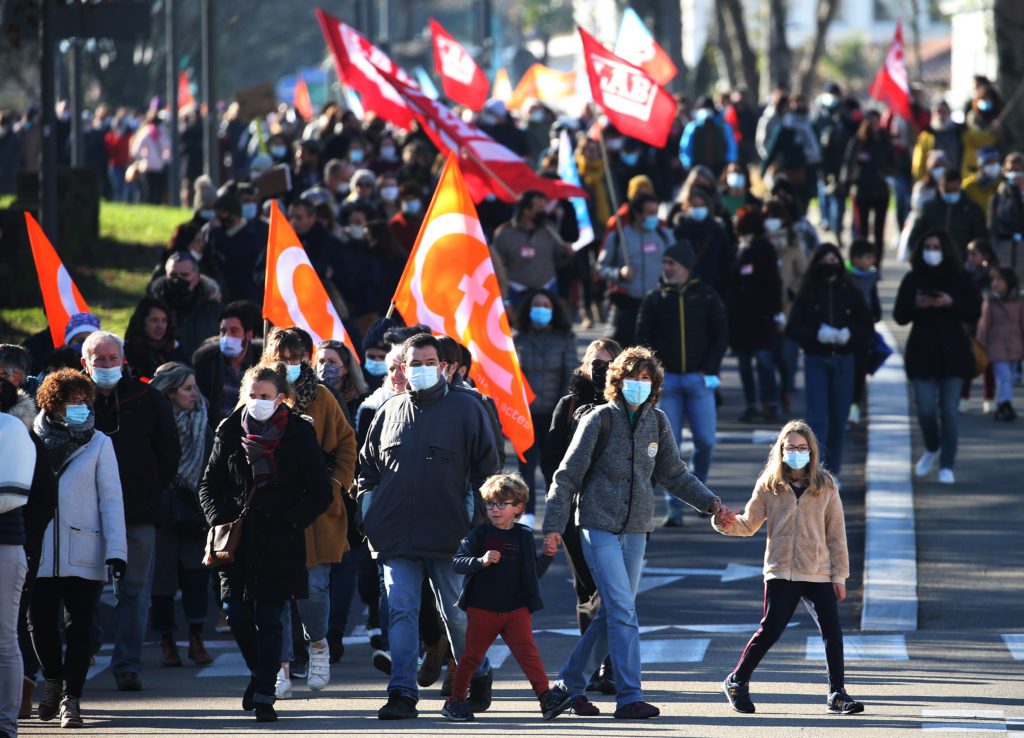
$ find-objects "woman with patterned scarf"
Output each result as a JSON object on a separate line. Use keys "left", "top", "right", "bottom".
{"left": 30, "top": 369, "right": 127, "bottom": 729}
{"left": 148, "top": 362, "right": 214, "bottom": 668}
{"left": 260, "top": 328, "right": 356, "bottom": 699}
{"left": 198, "top": 364, "right": 332, "bottom": 722}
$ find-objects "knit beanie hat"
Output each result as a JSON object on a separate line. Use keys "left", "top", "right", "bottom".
{"left": 627, "top": 175, "right": 654, "bottom": 200}
{"left": 64, "top": 312, "right": 101, "bottom": 345}
{"left": 664, "top": 241, "right": 695, "bottom": 270}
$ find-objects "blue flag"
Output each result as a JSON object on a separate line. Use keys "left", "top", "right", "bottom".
{"left": 557, "top": 130, "right": 594, "bottom": 251}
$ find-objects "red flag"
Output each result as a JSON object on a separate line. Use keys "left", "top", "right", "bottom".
{"left": 868, "top": 22, "right": 912, "bottom": 123}
{"left": 24, "top": 212, "right": 92, "bottom": 348}
{"left": 579, "top": 27, "right": 677, "bottom": 148}
{"left": 375, "top": 65, "right": 585, "bottom": 204}
{"left": 177, "top": 71, "right": 195, "bottom": 111}
{"left": 263, "top": 202, "right": 360, "bottom": 362}
{"left": 315, "top": 7, "right": 416, "bottom": 130}
{"left": 430, "top": 19, "right": 489, "bottom": 111}
{"left": 392, "top": 154, "right": 534, "bottom": 460}
{"left": 294, "top": 77, "right": 313, "bottom": 121}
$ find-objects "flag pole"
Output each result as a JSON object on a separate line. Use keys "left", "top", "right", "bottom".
{"left": 385, "top": 301, "right": 396, "bottom": 319}
{"left": 595, "top": 123, "right": 630, "bottom": 269}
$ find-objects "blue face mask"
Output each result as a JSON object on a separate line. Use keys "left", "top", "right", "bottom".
{"left": 241, "top": 202, "right": 258, "bottom": 220}
{"left": 90, "top": 365, "right": 122, "bottom": 389}
{"left": 286, "top": 364, "right": 302, "bottom": 384}
{"left": 783, "top": 450, "right": 811, "bottom": 470}
{"left": 199, "top": 209, "right": 215, "bottom": 221}
{"left": 642, "top": 215, "right": 660, "bottom": 231}
{"left": 364, "top": 358, "right": 388, "bottom": 377}
{"left": 620, "top": 151, "right": 639, "bottom": 166}
{"left": 64, "top": 404, "right": 90, "bottom": 426}
{"left": 689, "top": 206, "right": 709, "bottom": 222}
{"left": 942, "top": 191, "right": 961, "bottom": 204}
{"left": 407, "top": 365, "right": 440, "bottom": 391}
{"left": 530, "top": 306, "right": 553, "bottom": 327}
{"left": 622, "top": 379, "right": 652, "bottom": 406}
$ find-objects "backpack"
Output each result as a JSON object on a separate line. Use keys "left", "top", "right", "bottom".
{"left": 569, "top": 402, "right": 612, "bottom": 499}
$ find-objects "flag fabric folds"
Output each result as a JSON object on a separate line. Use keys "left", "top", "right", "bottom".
{"left": 868, "top": 22, "right": 913, "bottom": 124}
{"left": 557, "top": 130, "right": 595, "bottom": 251}
{"left": 430, "top": 19, "right": 489, "bottom": 111}
{"left": 614, "top": 8, "right": 678, "bottom": 85}
{"left": 508, "top": 64, "right": 577, "bottom": 111}
{"left": 263, "top": 201, "right": 359, "bottom": 361}
{"left": 492, "top": 68, "right": 513, "bottom": 104}
{"left": 178, "top": 71, "right": 195, "bottom": 111}
{"left": 392, "top": 154, "right": 535, "bottom": 461}
{"left": 375, "top": 66, "right": 586, "bottom": 204}
{"left": 579, "top": 26, "right": 677, "bottom": 148}
{"left": 315, "top": 7, "right": 417, "bottom": 130}
{"left": 24, "top": 213, "right": 92, "bottom": 348}
{"left": 293, "top": 77, "right": 313, "bottom": 121}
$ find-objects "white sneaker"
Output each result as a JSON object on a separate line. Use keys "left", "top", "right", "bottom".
{"left": 274, "top": 667, "right": 292, "bottom": 699}
{"left": 983, "top": 400, "right": 993, "bottom": 414}
{"left": 914, "top": 450, "right": 940, "bottom": 478}
{"left": 937, "top": 468, "right": 955, "bottom": 484}
{"left": 306, "top": 642, "right": 330, "bottom": 691}
{"left": 958, "top": 398, "right": 969, "bottom": 414}
{"left": 519, "top": 513, "right": 536, "bottom": 529}
{"left": 848, "top": 403, "right": 861, "bottom": 425}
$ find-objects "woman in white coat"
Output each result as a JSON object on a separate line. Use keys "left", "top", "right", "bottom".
{"left": 29, "top": 369, "right": 127, "bottom": 729}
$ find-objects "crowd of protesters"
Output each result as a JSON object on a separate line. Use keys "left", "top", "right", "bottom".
{"left": 1, "top": 70, "right": 1023, "bottom": 730}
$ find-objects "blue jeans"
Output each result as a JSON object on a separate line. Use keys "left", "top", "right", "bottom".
{"left": 805, "top": 353, "right": 855, "bottom": 475}
{"left": 111, "top": 523, "right": 155, "bottom": 674}
{"left": 281, "top": 563, "right": 330, "bottom": 661}
{"left": 912, "top": 377, "right": 962, "bottom": 469}
{"left": 382, "top": 557, "right": 488, "bottom": 700}
{"left": 557, "top": 529, "right": 646, "bottom": 708}
{"left": 0, "top": 547, "right": 26, "bottom": 738}
{"left": 226, "top": 599, "right": 285, "bottom": 704}
{"left": 818, "top": 183, "right": 847, "bottom": 237}
{"left": 658, "top": 372, "right": 716, "bottom": 520}
{"left": 993, "top": 361, "right": 1015, "bottom": 405}
{"left": 776, "top": 336, "right": 800, "bottom": 395}
{"left": 736, "top": 349, "right": 779, "bottom": 408}
{"left": 889, "top": 174, "right": 912, "bottom": 230}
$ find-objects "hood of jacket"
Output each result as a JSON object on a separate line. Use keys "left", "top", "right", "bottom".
{"left": 8, "top": 390, "right": 37, "bottom": 432}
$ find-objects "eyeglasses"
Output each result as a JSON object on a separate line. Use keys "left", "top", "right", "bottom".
{"left": 783, "top": 445, "right": 810, "bottom": 453}
{"left": 484, "top": 501, "right": 512, "bottom": 511}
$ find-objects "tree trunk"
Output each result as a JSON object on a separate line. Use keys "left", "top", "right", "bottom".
{"left": 995, "top": 0, "right": 1024, "bottom": 149}
{"left": 715, "top": 1, "right": 739, "bottom": 89}
{"left": 904, "top": 0, "right": 923, "bottom": 82}
{"left": 766, "top": 0, "right": 792, "bottom": 94}
{"left": 797, "top": 0, "right": 842, "bottom": 98}
{"left": 720, "top": 0, "right": 760, "bottom": 104}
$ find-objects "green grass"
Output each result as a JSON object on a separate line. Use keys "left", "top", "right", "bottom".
{"left": 0, "top": 201, "right": 191, "bottom": 343}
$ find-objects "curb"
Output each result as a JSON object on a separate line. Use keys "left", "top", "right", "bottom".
{"left": 860, "top": 321, "right": 918, "bottom": 632}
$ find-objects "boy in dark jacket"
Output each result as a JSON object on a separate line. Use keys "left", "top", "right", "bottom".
{"left": 442, "top": 473, "right": 569, "bottom": 723}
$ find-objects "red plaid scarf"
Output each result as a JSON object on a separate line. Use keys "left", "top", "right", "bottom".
{"left": 240, "top": 404, "right": 288, "bottom": 490}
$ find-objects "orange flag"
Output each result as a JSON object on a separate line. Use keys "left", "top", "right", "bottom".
{"left": 263, "top": 201, "right": 359, "bottom": 361}
{"left": 178, "top": 71, "right": 195, "bottom": 111}
{"left": 392, "top": 154, "right": 535, "bottom": 461}
{"left": 509, "top": 64, "right": 576, "bottom": 110}
{"left": 294, "top": 77, "right": 314, "bottom": 121}
{"left": 492, "top": 68, "right": 512, "bottom": 104}
{"left": 24, "top": 212, "right": 92, "bottom": 348}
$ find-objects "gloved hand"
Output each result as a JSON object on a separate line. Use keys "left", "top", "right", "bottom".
{"left": 817, "top": 324, "right": 839, "bottom": 344}
{"left": 106, "top": 558, "right": 127, "bottom": 581}
{"left": 703, "top": 375, "right": 721, "bottom": 390}
{"left": 835, "top": 327, "right": 851, "bottom": 345}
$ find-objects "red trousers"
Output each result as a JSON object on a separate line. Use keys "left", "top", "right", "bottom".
{"left": 453, "top": 607, "right": 549, "bottom": 701}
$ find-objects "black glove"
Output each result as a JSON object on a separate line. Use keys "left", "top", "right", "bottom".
{"left": 106, "top": 558, "right": 127, "bottom": 581}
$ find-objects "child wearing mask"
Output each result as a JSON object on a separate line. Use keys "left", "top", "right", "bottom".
{"left": 714, "top": 420, "right": 863, "bottom": 716}
{"left": 977, "top": 267, "right": 1024, "bottom": 421}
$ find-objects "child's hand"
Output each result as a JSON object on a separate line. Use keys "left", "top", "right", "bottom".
{"left": 481, "top": 550, "right": 501, "bottom": 567}
{"left": 833, "top": 582, "right": 847, "bottom": 602}
{"left": 542, "top": 536, "right": 558, "bottom": 556}
{"left": 715, "top": 506, "right": 737, "bottom": 529}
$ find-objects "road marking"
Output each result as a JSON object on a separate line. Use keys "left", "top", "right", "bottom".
{"left": 921, "top": 724, "right": 1007, "bottom": 733}
{"left": 637, "top": 574, "right": 685, "bottom": 594}
{"left": 642, "top": 564, "right": 762, "bottom": 582}
{"left": 539, "top": 625, "right": 672, "bottom": 636}
{"left": 1001, "top": 634, "right": 1024, "bottom": 660}
{"left": 487, "top": 643, "right": 511, "bottom": 669}
{"left": 197, "top": 652, "right": 250, "bottom": 678}
{"left": 923, "top": 711, "right": 1006, "bottom": 719}
{"left": 671, "top": 622, "right": 799, "bottom": 634}
{"left": 806, "top": 634, "right": 908, "bottom": 660}
{"left": 920, "top": 712, "right": 1010, "bottom": 733}
{"left": 861, "top": 321, "right": 918, "bottom": 632}
{"left": 639, "top": 638, "right": 710, "bottom": 664}
{"left": 86, "top": 655, "right": 111, "bottom": 681}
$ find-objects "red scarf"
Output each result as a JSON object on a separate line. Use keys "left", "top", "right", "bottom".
{"left": 240, "top": 404, "right": 288, "bottom": 490}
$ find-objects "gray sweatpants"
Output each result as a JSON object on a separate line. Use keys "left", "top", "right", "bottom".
{"left": 0, "top": 545, "right": 27, "bottom": 737}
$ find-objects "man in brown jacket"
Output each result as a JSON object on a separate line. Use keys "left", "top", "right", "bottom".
{"left": 262, "top": 329, "right": 356, "bottom": 697}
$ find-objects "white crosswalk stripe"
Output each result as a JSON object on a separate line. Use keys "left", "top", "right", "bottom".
{"left": 921, "top": 709, "right": 1016, "bottom": 733}
{"left": 1000, "top": 634, "right": 1024, "bottom": 660}
{"left": 806, "top": 634, "right": 909, "bottom": 660}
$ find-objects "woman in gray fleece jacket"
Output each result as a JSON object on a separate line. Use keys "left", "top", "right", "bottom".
{"left": 543, "top": 347, "right": 727, "bottom": 719}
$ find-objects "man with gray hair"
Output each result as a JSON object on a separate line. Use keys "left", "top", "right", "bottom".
{"left": 147, "top": 252, "right": 223, "bottom": 357}
{"left": 80, "top": 331, "right": 180, "bottom": 692}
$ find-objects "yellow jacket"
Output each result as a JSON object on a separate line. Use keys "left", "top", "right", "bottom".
{"left": 962, "top": 173, "right": 1000, "bottom": 214}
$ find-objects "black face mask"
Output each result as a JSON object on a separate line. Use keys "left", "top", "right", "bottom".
{"left": 168, "top": 276, "right": 191, "bottom": 294}
{"left": 816, "top": 262, "right": 842, "bottom": 279}
{"left": 591, "top": 362, "right": 608, "bottom": 391}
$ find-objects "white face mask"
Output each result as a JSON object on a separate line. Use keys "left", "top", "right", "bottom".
{"left": 407, "top": 365, "right": 440, "bottom": 391}
{"left": 380, "top": 186, "right": 399, "bottom": 202}
{"left": 246, "top": 398, "right": 278, "bottom": 422}
{"left": 983, "top": 163, "right": 1002, "bottom": 179}
{"left": 922, "top": 250, "right": 944, "bottom": 267}
{"left": 348, "top": 225, "right": 366, "bottom": 240}
{"left": 764, "top": 218, "right": 783, "bottom": 233}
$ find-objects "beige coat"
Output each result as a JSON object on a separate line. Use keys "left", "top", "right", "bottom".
{"left": 713, "top": 482, "right": 849, "bottom": 584}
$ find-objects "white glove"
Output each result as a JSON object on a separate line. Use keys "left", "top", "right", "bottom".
{"left": 817, "top": 324, "right": 838, "bottom": 344}
{"left": 835, "top": 327, "right": 851, "bottom": 346}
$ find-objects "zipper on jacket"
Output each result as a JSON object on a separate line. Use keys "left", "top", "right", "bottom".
{"left": 617, "top": 403, "right": 637, "bottom": 535}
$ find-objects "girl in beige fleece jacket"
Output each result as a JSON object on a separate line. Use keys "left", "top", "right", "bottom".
{"left": 713, "top": 420, "right": 864, "bottom": 716}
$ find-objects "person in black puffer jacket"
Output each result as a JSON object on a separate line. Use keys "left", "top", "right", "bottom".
{"left": 785, "top": 243, "right": 873, "bottom": 476}
{"left": 541, "top": 337, "right": 622, "bottom": 695}
{"left": 893, "top": 228, "right": 981, "bottom": 484}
